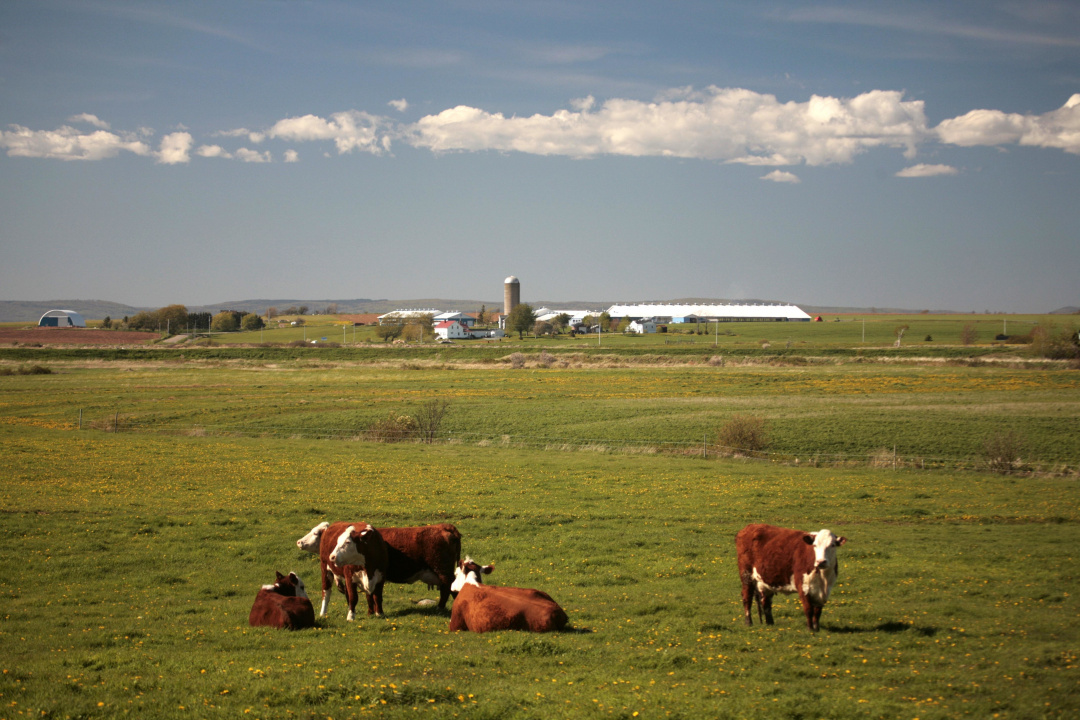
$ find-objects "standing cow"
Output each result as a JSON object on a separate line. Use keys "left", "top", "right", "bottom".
{"left": 297, "top": 521, "right": 389, "bottom": 621}
{"left": 448, "top": 557, "right": 568, "bottom": 633}
{"left": 736, "top": 523, "right": 847, "bottom": 631}
{"left": 297, "top": 521, "right": 462, "bottom": 609}
{"left": 248, "top": 571, "right": 316, "bottom": 630}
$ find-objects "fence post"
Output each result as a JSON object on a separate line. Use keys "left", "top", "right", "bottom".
{"left": 79, "top": 409, "right": 82, "bottom": 430}
{"left": 703, "top": 433, "right": 707, "bottom": 458}
{"left": 114, "top": 411, "right": 119, "bottom": 433}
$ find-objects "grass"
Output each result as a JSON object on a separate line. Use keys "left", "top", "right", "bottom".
{"left": 1, "top": 424, "right": 1078, "bottom": 719}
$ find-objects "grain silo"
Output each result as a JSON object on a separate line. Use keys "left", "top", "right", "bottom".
{"left": 503, "top": 276, "right": 520, "bottom": 316}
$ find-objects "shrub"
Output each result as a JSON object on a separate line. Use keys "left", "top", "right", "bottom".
{"left": 0, "top": 364, "right": 53, "bottom": 376}
{"left": 509, "top": 352, "right": 525, "bottom": 369}
{"left": 983, "top": 430, "right": 1024, "bottom": 474}
{"left": 716, "top": 415, "right": 769, "bottom": 457}
{"left": 537, "top": 351, "right": 555, "bottom": 368}
{"left": 1029, "top": 325, "right": 1079, "bottom": 360}
{"left": 365, "top": 413, "right": 418, "bottom": 443}
{"left": 414, "top": 399, "right": 450, "bottom": 444}
{"left": 960, "top": 324, "right": 978, "bottom": 345}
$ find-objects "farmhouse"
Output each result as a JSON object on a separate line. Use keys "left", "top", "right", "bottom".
{"left": 435, "top": 320, "right": 505, "bottom": 340}
{"left": 607, "top": 302, "right": 811, "bottom": 324}
{"left": 38, "top": 309, "right": 87, "bottom": 327}
{"left": 628, "top": 318, "right": 658, "bottom": 333}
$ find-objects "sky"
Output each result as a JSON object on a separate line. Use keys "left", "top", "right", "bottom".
{"left": 1, "top": 1, "right": 1078, "bottom": 313}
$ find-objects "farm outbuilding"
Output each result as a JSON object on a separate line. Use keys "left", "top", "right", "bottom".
{"left": 38, "top": 309, "right": 87, "bottom": 327}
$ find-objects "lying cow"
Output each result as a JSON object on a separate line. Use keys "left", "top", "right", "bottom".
{"left": 296, "top": 521, "right": 389, "bottom": 621}
{"left": 248, "top": 571, "right": 316, "bottom": 630}
{"left": 448, "top": 557, "right": 568, "bottom": 633}
{"left": 736, "top": 523, "right": 847, "bottom": 631}
{"left": 297, "top": 521, "right": 462, "bottom": 610}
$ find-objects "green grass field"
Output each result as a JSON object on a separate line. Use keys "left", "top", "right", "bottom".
{"left": 1, "top": 345, "right": 1078, "bottom": 719}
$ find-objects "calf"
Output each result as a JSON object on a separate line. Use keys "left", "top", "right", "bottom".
{"left": 448, "top": 557, "right": 567, "bottom": 633}
{"left": 297, "top": 521, "right": 389, "bottom": 621}
{"left": 736, "top": 523, "right": 847, "bottom": 631}
{"left": 297, "top": 522, "right": 462, "bottom": 609}
{"left": 248, "top": 571, "right": 315, "bottom": 630}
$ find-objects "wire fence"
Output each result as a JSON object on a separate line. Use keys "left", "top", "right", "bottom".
{"left": 71, "top": 411, "right": 1078, "bottom": 476}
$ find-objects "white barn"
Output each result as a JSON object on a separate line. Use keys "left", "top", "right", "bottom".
{"left": 38, "top": 309, "right": 87, "bottom": 327}
{"left": 607, "top": 303, "right": 811, "bottom": 323}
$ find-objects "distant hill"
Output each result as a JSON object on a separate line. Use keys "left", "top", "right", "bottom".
{"left": 1050, "top": 306, "right": 1080, "bottom": 315}
{"left": 0, "top": 300, "right": 151, "bottom": 324}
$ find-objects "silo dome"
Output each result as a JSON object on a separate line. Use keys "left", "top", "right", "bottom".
{"left": 504, "top": 276, "right": 519, "bottom": 284}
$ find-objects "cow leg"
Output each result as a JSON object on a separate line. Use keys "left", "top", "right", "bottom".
{"left": 319, "top": 564, "right": 333, "bottom": 617}
{"left": 762, "top": 593, "right": 775, "bottom": 625}
{"left": 371, "top": 580, "right": 385, "bottom": 617}
{"left": 799, "top": 593, "right": 817, "bottom": 631}
{"left": 740, "top": 574, "right": 755, "bottom": 626}
{"left": 344, "top": 575, "right": 357, "bottom": 622}
{"left": 811, "top": 605, "right": 823, "bottom": 632}
{"left": 438, "top": 583, "right": 452, "bottom": 611}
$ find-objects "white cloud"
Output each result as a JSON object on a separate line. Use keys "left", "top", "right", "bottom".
{"left": 268, "top": 110, "right": 389, "bottom": 154}
{"left": 936, "top": 94, "right": 1080, "bottom": 153}
{"left": 388, "top": 99, "right": 409, "bottom": 112}
{"left": 283, "top": 149, "right": 299, "bottom": 163}
{"left": 67, "top": 113, "right": 110, "bottom": 129}
{"left": 407, "top": 87, "right": 929, "bottom": 165}
{"left": 235, "top": 147, "right": 271, "bottom": 163}
{"left": 197, "top": 144, "right": 231, "bottom": 159}
{"left": 0, "top": 123, "right": 150, "bottom": 160}
{"left": 157, "top": 132, "right": 193, "bottom": 164}
{"left": 896, "top": 163, "right": 958, "bottom": 178}
{"left": 761, "top": 170, "right": 801, "bottom": 183}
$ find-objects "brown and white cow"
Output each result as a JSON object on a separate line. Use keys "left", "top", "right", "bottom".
{"left": 448, "top": 557, "right": 568, "bottom": 633}
{"left": 296, "top": 521, "right": 389, "bottom": 621}
{"left": 736, "top": 523, "right": 847, "bottom": 631}
{"left": 297, "top": 521, "right": 462, "bottom": 609}
{"left": 248, "top": 571, "right": 316, "bottom": 630}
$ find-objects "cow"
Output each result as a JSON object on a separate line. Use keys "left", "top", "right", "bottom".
{"left": 297, "top": 521, "right": 462, "bottom": 610}
{"left": 296, "top": 521, "right": 389, "bottom": 621}
{"left": 248, "top": 571, "right": 316, "bottom": 630}
{"left": 736, "top": 523, "right": 847, "bottom": 631}
{"left": 448, "top": 557, "right": 568, "bottom": 633}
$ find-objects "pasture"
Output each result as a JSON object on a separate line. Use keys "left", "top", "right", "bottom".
{"left": 1, "top": 354, "right": 1079, "bottom": 718}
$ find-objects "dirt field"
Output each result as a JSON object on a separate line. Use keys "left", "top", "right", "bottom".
{"left": 0, "top": 328, "right": 160, "bottom": 345}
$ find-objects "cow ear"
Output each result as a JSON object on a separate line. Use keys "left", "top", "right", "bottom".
{"left": 276, "top": 571, "right": 286, "bottom": 581}
{"left": 802, "top": 534, "right": 815, "bottom": 545}
{"left": 289, "top": 572, "right": 300, "bottom": 583}
{"left": 482, "top": 564, "right": 494, "bottom": 575}
{"left": 837, "top": 536, "right": 847, "bottom": 546}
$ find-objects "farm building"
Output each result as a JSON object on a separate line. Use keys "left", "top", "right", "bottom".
{"left": 435, "top": 320, "right": 505, "bottom": 340}
{"left": 628, "top": 318, "right": 658, "bottom": 333}
{"left": 377, "top": 308, "right": 442, "bottom": 325}
{"left": 38, "top": 309, "right": 87, "bottom": 327}
{"left": 433, "top": 311, "right": 475, "bottom": 327}
{"left": 607, "top": 303, "right": 811, "bottom": 323}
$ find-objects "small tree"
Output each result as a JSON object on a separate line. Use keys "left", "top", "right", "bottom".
{"left": 507, "top": 303, "right": 537, "bottom": 340}
{"left": 716, "top": 415, "right": 769, "bottom": 457}
{"left": 533, "top": 320, "right": 553, "bottom": 337}
{"left": 241, "top": 313, "right": 265, "bottom": 331}
{"left": 414, "top": 399, "right": 450, "bottom": 444}
{"left": 960, "top": 324, "right": 978, "bottom": 346}
{"left": 983, "top": 430, "right": 1023, "bottom": 474}
{"left": 376, "top": 324, "right": 404, "bottom": 342}
{"left": 617, "top": 317, "right": 630, "bottom": 333}
{"left": 101, "top": 316, "right": 112, "bottom": 329}
{"left": 267, "top": 306, "right": 279, "bottom": 319}
{"left": 894, "top": 324, "right": 909, "bottom": 348}
{"left": 476, "top": 305, "right": 487, "bottom": 326}
{"left": 297, "top": 306, "right": 309, "bottom": 316}
{"left": 211, "top": 311, "right": 239, "bottom": 333}
{"left": 599, "top": 312, "right": 612, "bottom": 332}
{"left": 325, "top": 303, "right": 338, "bottom": 315}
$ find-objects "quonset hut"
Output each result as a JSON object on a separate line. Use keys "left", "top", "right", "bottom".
{"left": 38, "top": 309, "right": 87, "bottom": 327}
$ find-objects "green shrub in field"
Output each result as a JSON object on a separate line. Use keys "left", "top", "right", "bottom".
{"left": 366, "top": 412, "right": 418, "bottom": 442}
{"left": 0, "top": 364, "right": 52, "bottom": 375}
{"left": 716, "top": 414, "right": 769, "bottom": 456}
{"left": 984, "top": 429, "right": 1024, "bottom": 474}
{"left": 1029, "top": 325, "right": 1079, "bottom": 360}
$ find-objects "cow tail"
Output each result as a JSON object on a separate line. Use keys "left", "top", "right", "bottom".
{"left": 754, "top": 587, "right": 764, "bottom": 624}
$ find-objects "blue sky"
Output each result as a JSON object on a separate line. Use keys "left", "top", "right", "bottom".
{"left": 1, "top": 1, "right": 1078, "bottom": 312}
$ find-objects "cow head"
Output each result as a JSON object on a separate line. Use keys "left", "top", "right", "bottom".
{"left": 803, "top": 529, "right": 847, "bottom": 571}
{"left": 450, "top": 556, "right": 494, "bottom": 595}
{"left": 328, "top": 524, "right": 377, "bottom": 567}
{"left": 262, "top": 571, "right": 309, "bottom": 599}
{"left": 296, "top": 521, "right": 329, "bottom": 554}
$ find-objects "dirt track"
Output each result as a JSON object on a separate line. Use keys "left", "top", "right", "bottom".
{"left": 0, "top": 328, "right": 160, "bottom": 345}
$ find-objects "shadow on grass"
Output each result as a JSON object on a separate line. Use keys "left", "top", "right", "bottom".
{"left": 828, "top": 621, "right": 939, "bottom": 636}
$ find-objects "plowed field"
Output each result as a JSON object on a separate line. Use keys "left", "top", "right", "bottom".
{"left": 0, "top": 328, "right": 159, "bottom": 345}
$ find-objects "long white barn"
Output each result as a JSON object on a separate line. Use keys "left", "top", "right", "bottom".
{"left": 606, "top": 303, "right": 812, "bottom": 322}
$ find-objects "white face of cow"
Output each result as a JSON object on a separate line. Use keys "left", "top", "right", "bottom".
{"left": 289, "top": 572, "right": 309, "bottom": 599}
{"left": 296, "top": 521, "right": 329, "bottom": 554}
{"left": 804, "top": 529, "right": 847, "bottom": 571}
{"left": 328, "top": 524, "right": 375, "bottom": 567}
{"left": 450, "top": 557, "right": 494, "bottom": 594}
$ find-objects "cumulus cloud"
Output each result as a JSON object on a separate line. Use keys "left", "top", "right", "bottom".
{"left": 157, "top": 132, "right": 193, "bottom": 164}
{"left": 283, "top": 149, "right": 299, "bottom": 162}
{"left": 761, "top": 170, "right": 801, "bottom": 183}
{"left": 896, "top": 163, "right": 958, "bottom": 178}
{"left": 235, "top": 147, "right": 271, "bottom": 163}
{"left": 197, "top": 144, "right": 231, "bottom": 159}
{"left": 68, "top": 113, "right": 110, "bottom": 129}
{"left": 388, "top": 99, "right": 409, "bottom": 112}
{"left": 407, "top": 87, "right": 930, "bottom": 166}
{"left": 0, "top": 123, "right": 150, "bottom": 160}
{"left": 268, "top": 110, "right": 390, "bottom": 154}
{"left": 936, "top": 94, "right": 1080, "bottom": 153}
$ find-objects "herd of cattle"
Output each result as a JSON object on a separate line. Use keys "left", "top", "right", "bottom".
{"left": 249, "top": 521, "right": 847, "bottom": 634}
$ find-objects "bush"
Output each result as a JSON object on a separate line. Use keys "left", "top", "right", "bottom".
{"left": 983, "top": 430, "right": 1024, "bottom": 474}
{"left": 960, "top": 324, "right": 978, "bottom": 345}
{"left": 509, "top": 352, "right": 525, "bottom": 369}
{"left": 1029, "top": 325, "right": 1079, "bottom": 360}
{"left": 0, "top": 364, "right": 53, "bottom": 376}
{"left": 414, "top": 399, "right": 450, "bottom": 444}
{"left": 365, "top": 413, "right": 418, "bottom": 443}
{"left": 716, "top": 415, "right": 769, "bottom": 457}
